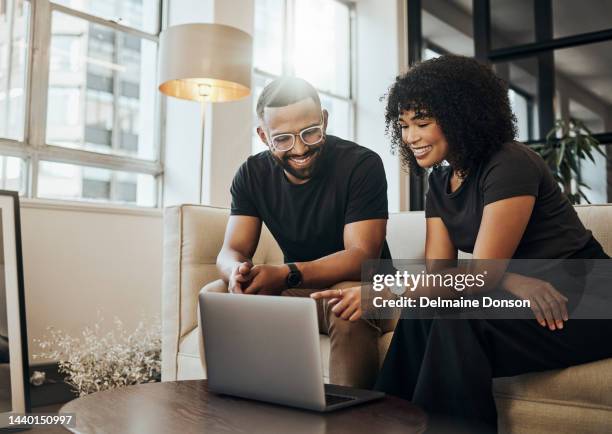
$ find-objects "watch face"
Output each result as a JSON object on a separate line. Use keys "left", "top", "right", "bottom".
{"left": 287, "top": 271, "right": 302, "bottom": 287}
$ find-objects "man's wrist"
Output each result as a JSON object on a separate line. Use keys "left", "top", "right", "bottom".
{"left": 285, "top": 263, "right": 303, "bottom": 288}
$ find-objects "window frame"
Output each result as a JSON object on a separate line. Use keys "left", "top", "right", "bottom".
{"left": 252, "top": 0, "right": 356, "bottom": 145}
{"left": 0, "top": 0, "right": 164, "bottom": 207}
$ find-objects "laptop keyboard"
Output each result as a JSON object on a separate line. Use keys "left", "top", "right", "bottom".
{"left": 325, "top": 393, "right": 357, "bottom": 406}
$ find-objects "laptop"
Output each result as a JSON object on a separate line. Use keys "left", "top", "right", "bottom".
{"left": 200, "top": 292, "right": 385, "bottom": 412}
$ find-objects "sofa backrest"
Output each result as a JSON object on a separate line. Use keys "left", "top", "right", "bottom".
{"left": 574, "top": 205, "right": 612, "bottom": 256}
{"left": 385, "top": 205, "right": 612, "bottom": 258}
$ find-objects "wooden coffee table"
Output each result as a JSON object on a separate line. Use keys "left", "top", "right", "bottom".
{"left": 60, "top": 380, "right": 427, "bottom": 433}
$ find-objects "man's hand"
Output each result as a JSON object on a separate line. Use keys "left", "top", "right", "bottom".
{"left": 228, "top": 261, "right": 254, "bottom": 294}
{"left": 311, "top": 286, "right": 362, "bottom": 321}
{"left": 501, "top": 273, "right": 568, "bottom": 331}
{"left": 243, "top": 264, "right": 289, "bottom": 295}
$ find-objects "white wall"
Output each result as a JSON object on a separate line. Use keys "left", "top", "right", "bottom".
{"left": 20, "top": 201, "right": 162, "bottom": 363}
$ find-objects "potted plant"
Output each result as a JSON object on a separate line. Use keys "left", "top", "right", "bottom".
{"left": 530, "top": 118, "right": 606, "bottom": 204}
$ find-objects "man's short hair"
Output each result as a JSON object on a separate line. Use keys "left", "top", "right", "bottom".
{"left": 256, "top": 77, "right": 321, "bottom": 120}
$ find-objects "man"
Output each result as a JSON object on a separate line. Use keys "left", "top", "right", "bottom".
{"left": 207, "top": 77, "right": 393, "bottom": 388}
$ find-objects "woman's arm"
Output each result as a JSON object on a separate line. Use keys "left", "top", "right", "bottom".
{"left": 473, "top": 196, "right": 535, "bottom": 259}
{"left": 474, "top": 195, "right": 568, "bottom": 330}
{"left": 425, "top": 217, "right": 458, "bottom": 272}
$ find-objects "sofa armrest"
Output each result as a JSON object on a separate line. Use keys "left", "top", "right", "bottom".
{"left": 162, "top": 205, "right": 230, "bottom": 381}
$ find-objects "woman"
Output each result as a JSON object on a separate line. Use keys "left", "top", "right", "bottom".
{"left": 313, "top": 55, "right": 612, "bottom": 431}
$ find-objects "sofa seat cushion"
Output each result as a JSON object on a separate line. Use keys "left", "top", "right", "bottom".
{"left": 177, "top": 327, "right": 205, "bottom": 380}
{"left": 492, "top": 357, "right": 612, "bottom": 409}
{"left": 179, "top": 326, "right": 200, "bottom": 356}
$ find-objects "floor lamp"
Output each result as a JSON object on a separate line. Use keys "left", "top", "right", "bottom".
{"left": 157, "top": 23, "right": 253, "bottom": 203}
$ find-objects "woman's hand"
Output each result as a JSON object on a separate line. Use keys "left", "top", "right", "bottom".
{"left": 501, "top": 273, "right": 568, "bottom": 331}
{"left": 310, "top": 286, "right": 362, "bottom": 321}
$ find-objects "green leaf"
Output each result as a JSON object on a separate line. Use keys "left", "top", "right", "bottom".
{"left": 556, "top": 141, "right": 566, "bottom": 167}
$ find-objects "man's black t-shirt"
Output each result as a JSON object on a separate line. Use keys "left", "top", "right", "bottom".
{"left": 230, "top": 135, "right": 391, "bottom": 263}
{"left": 425, "top": 141, "right": 593, "bottom": 259}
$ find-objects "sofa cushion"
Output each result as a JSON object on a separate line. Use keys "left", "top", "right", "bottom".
{"left": 177, "top": 327, "right": 205, "bottom": 380}
{"left": 574, "top": 205, "right": 612, "bottom": 256}
{"left": 493, "top": 358, "right": 612, "bottom": 409}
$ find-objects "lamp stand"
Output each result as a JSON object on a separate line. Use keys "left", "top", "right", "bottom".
{"left": 199, "top": 101, "right": 208, "bottom": 204}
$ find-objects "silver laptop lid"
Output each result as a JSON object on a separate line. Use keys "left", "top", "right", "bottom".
{"left": 200, "top": 292, "right": 326, "bottom": 411}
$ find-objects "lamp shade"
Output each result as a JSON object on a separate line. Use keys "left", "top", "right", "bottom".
{"left": 158, "top": 23, "right": 252, "bottom": 102}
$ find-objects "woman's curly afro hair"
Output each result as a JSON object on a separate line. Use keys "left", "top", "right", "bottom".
{"left": 384, "top": 55, "right": 517, "bottom": 176}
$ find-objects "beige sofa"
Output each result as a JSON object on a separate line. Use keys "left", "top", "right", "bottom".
{"left": 162, "top": 204, "right": 612, "bottom": 433}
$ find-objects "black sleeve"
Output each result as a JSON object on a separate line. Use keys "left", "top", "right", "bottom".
{"left": 230, "top": 162, "right": 260, "bottom": 217}
{"left": 345, "top": 153, "right": 389, "bottom": 224}
{"left": 425, "top": 187, "right": 440, "bottom": 218}
{"left": 481, "top": 147, "right": 541, "bottom": 206}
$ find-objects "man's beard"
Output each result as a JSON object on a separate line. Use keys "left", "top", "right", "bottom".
{"left": 272, "top": 145, "right": 327, "bottom": 181}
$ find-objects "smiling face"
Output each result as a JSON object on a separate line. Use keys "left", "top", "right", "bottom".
{"left": 257, "top": 98, "right": 328, "bottom": 184}
{"left": 398, "top": 109, "right": 449, "bottom": 169}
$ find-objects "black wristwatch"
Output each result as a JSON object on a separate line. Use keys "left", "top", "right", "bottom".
{"left": 286, "top": 263, "right": 303, "bottom": 288}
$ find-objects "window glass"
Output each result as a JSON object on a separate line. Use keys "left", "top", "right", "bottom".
{"left": 252, "top": 0, "right": 354, "bottom": 156}
{"left": 508, "top": 89, "right": 530, "bottom": 142}
{"left": 38, "top": 160, "right": 157, "bottom": 206}
{"left": 490, "top": 0, "right": 535, "bottom": 49}
{"left": 254, "top": 0, "right": 284, "bottom": 75}
{"left": 321, "top": 94, "right": 350, "bottom": 140}
{"left": 0, "top": 155, "right": 25, "bottom": 194}
{"left": 554, "top": 40, "right": 612, "bottom": 135}
{"left": 251, "top": 74, "right": 270, "bottom": 155}
{"left": 51, "top": 0, "right": 160, "bottom": 34}
{"left": 493, "top": 57, "right": 539, "bottom": 138}
{"left": 294, "top": 0, "right": 350, "bottom": 97}
{"left": 552, "top": 0, "right": 612, "bottom": 39}
{"left": 422, "top": 7, "right": 474, "bottom": 57}
{"left": 46, "top": 11, "right": 158, "bottom": 160}
{"left": 0, "top": 0, "right": 30, "bottom": 140}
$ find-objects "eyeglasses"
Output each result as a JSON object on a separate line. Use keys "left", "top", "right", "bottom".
{"left": 268, "top": 120, "right": 325, "bottom": 152}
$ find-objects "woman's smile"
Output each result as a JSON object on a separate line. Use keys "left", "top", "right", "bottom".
{"left": 410, "top": 144, "right": 433, "bottom": 159}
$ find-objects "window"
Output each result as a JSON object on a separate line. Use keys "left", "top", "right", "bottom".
{"left": 409, "top": 0, "right": 612, "bottom": 207}
{"left": 0, "top": 0, "right": 161, "bottom": 207}
{"left": 0, "top": 0, "right": 28, "bottom": 142}
{"left": 252, "top": 0, "right": 354, "bottom": 154}
{"left": 508, "top": 89, "right": 531, "bottom": 142}
{"left": 484, "top": 2, "right": 612, "bottom": 203}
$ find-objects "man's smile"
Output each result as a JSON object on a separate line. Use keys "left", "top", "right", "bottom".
{"left": 286, "top": 148, "right": 319, "bottom": 168}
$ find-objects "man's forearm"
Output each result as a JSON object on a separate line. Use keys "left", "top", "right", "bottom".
{"left": 296, "top": 248, "right": 374, "bottom": 289}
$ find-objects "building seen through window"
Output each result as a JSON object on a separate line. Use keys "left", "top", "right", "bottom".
{"left": 252, "top": 0, "right": 353, "bottom": 155}
{"left": 0, "top": 0, "right": 161, "bottom": 206}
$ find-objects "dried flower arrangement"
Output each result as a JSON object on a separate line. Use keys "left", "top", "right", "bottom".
{"left": 33, "top": 315, "right": 161, "bottom": 397}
